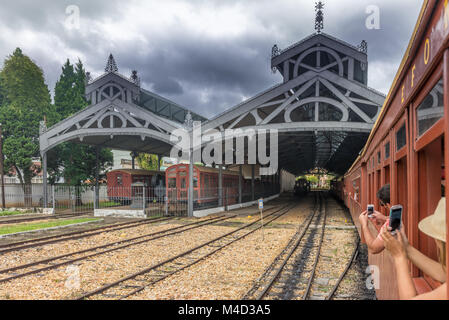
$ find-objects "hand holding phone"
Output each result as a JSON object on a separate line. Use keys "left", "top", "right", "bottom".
{"left": 389, "top": 205, "right": 403, "bottom": 235}
{"left": 367, "top": 204, "right": 374, "bottom": 218}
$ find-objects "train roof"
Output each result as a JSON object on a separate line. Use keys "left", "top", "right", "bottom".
{"left": 166, "top": 164, "right": 240, "bottom": 176}
{"left": 107, "top": 169, "right": 164, "bottom": 176}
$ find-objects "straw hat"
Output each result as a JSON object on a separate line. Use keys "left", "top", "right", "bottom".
{"left": 418, "top": 198, "right": 446, "bottom": 243}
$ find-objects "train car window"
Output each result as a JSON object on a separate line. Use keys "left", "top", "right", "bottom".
{"left": 385, "top": 142, "right": 390, "bottom": 159}
{"left": 180, "top": 178, "right": 186, "bottom": 188}
{"left": 204, "top": 175, "right": 209, "bottom": 188}
{"left": 416, "top": 79, "right": 444, "bottom": 137}
{"left": 117, "top": 174, "right": 123, "bottom": 185}
{"left": 193, "top": 177, "right": 198, "bottom": 188}
{"left": 168, "top": 178, "right": 176, "bottom": 188}
{"left": 179, "top": 171, "right": 187, "bottom": 177}
{"left": 396, "top": 124, "right": 406, "bottom": 151}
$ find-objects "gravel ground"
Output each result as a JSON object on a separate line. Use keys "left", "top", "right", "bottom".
{"left": 0, "top": 220, "right": 189, "bottom": 270}
{"left": 313, "top": 198, "right": 376, "bottom": 300}
{"left": 127, "top": 199, "right": 314, "bottom": 300}
{"left": 129, "top": 216, "right": 300, "bottom": 299}
{"left": 0, "top": 224, "right": 237, "bottom": 300}
{"left": 331, "top": 243, "right": 376, "bottom": 300}
{"left": 0, "top": 193, "right": 373, "bottom": 300}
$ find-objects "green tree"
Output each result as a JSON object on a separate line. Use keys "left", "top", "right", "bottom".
{"left": 136, "top": 153, "right": 160, "bottom": 171}
{"left": 49, "top": 59, "right": 113, "bottom": 196}
{"left": 0, "top": 48, "right": 54, "bottom": 205}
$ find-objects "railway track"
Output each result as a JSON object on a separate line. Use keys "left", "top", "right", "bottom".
{"left": 75, "top": 203, "right": 297, "bottom": 300}
{"left": 0, "top": 204, "right": 283, "bottom": 285}
{"left": 0, "top": 216, "right": 172, "bottom": 254}
{"left": 325, "top": 237, "right": 360, "bottom": 300}
{"left": 242, "top": 192, "right": 360, "bottom": 300}
{"left": 324, "top": 200, "right": 361, "bottom": 300}
{"left": 0, "top": 212, "right": 90, "bottom": 226}
{"left": 242, "top": 192, "right": 325, "bottom": 300}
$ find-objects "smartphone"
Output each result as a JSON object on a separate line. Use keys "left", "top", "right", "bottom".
{"left": 389, "top": 205, "right": 403, "bottom": 234}
{"left": 367, "top": 204, "right": 374, "bottom": 218}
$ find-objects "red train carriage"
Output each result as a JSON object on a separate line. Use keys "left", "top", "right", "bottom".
{"left": 106, "top": 169, "right": 165, "bottom": 204}
{"left": 165, "top": 164, "right": 246, "bottom": 207}
{"left": 336, "top": 0, "right": 449, "bottom": 300}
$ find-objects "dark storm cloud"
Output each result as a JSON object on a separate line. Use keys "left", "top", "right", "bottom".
{"left": 0, "top": 0, "right": 423, "bottom": 118}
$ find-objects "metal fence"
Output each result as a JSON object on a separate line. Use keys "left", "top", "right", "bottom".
{"left": 0, "top": 182, "right": 280, "bottom": 216}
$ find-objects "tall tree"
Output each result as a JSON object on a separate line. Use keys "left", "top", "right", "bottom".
{"left": 136, "top": 153, "right": 160, "bottom": 171}
{"left": 50, "top": 59, "right": 112, "bottom": 194}
{"left": 0, "top": 48, "right": 53, "bottom": 205}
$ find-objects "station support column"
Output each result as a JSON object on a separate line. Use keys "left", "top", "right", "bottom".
{"left": 95, "top": 147, "right": 100, "bottom": 209}
{"left": 42, "top": 151, "right": 48, "bottom": 208}
{"left": 251, "top": 164, "right": 255, "bottom": 201}
{"left": 218, "top": 165, "right": 223, "bottom": 207}
{"left": 188, "top": 148, "right": 194, "bottom": 217}
{"left": 238, "top": 165, "right": 242, "bottom": 204}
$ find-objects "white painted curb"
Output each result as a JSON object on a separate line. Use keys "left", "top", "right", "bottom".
{"left": 193, "top": 193, "right": 280, "bottom": 217}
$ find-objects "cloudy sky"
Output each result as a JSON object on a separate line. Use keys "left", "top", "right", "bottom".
{"left": 0, "top": 0, "right": 422, "bottom": 118}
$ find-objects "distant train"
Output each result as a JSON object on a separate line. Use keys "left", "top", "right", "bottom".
{"left": 294, "top": 178, "right": 310, "bottom": 196}
{"left": 106, "top": 165, "right": 278, "bottom": 208}
{"left": 165, "top": 164, "right": 248, "bottom": 207}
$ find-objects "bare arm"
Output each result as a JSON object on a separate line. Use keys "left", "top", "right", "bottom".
{"left": 381, "top": 228, "right": 417, "bottom": 299}
{"left": 359, "top": 211, "right": 385, "bottom": 254}
{"left": 411, "top": 283, "right": 447, "bottom": 300}
{"left": 406, "top": 245, "right": 446, "bottom": 283}
{"left": 393, "top": 256, "right": 417, "bottom": 299}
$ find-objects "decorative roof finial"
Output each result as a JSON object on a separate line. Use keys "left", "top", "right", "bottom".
{"left": 315, "top": 1, "right": 324, "bottom": 34}
{"left": 358, "top": 40, "right": 368, "bottom": 54}
{"left": 131, "top": 70, "right": 140, "bottom": 87}
{"left": 184, "top": 111, "right": 193, "bottom": 128}
{"left": 105, "top": 54, "right": 118, "bottom": 73}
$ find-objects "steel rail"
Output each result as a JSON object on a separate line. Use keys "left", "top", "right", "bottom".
{"left": 250, "top": 193, "right": 323, "bottom": 300}
{"left": 0, "top": 216, "right": 172, "bottom": 253}
{"left": 0, "top": 214, "right": 237, "bottom": 283}
{"left": 75, "top": 203, "right": 296, "bottom": 300}
{"left": 325, "top": 198, "right": 361, "bottom": 300}
{"left": 325, "top": 238, "right": 360, "bottom": 300}
{"left": 303, "top": 192, "right": 327, "bottom": 300}
{"left": 241, "top": 194, "right": 319, "bottom": 300}
{"left": 118, "top": 205, "right": 296, "bottom": 300}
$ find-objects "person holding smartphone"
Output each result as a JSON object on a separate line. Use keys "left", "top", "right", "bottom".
{"left": 381, "top": 198, "right": 447, "bottom": 299}
{"left": 359, "top": 184, "right": 391, "bottom": 254}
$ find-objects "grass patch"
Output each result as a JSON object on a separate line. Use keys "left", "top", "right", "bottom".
{"left": 0, "top": 217, "right": 99, "bottom": 235}
{"left": 0, "top": 210, "right": 30, "bottom": 217}
{"left": 55, "top": 201, "right": 120, "bottom": 210}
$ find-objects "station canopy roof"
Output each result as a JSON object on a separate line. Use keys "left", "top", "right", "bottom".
{"left": 41, "top": 31, "right": 385, "bottom": 176}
